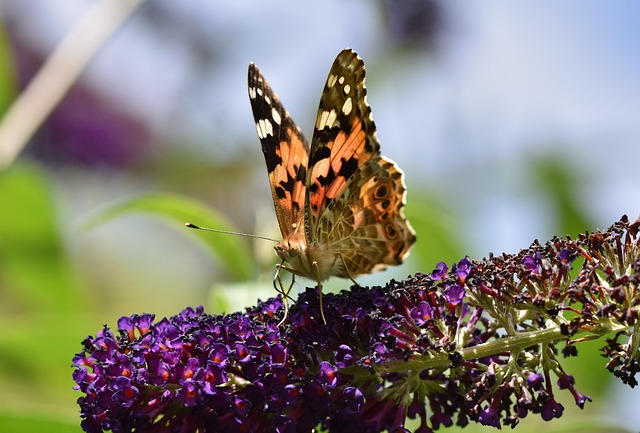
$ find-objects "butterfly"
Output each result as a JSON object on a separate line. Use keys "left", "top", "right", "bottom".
{"left": 248, "top": 49, "right": 416, "bottom": 323}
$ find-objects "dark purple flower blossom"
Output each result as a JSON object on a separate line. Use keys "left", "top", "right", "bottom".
{"left": 341, "top": 387, "right": 364, "bottom": 413}
{"left": 112, "top": 377, "right": 138, "bottom": 408}
{"left": 318, "top": 362, "right": 338, "bottom": 388}
{"left": 72, "top": 216, "right": 640, "bottom": 432}
{"left": 526, "top": 372, "right": 544, "bottom": 390}
{"left": 411, "top": 301, "right": 434, "bottom": 325}
{"left": 541, "top": 396, "right": 564, "bottom": 421}
{"left": 556, "top": 374, "right": 574, "bottom": 389}
{"left": 335, "top": 344, "right": 355, "bottom": 368}
{"left": 443, "top": 284, "right": 465, "bottom": 306}
{"left": 522, "top": 255, "right": 539, "bottom": 273}
{"left": 478, "top": 404, "right": 501, "bottom": 428}
{"left": 431, "top": 262, "right": 448, "bottom": 280}
{"left": 453, "top": 258, "right": 471, "bottom": 282}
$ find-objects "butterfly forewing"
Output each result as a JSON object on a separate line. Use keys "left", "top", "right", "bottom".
{"left": 305, "top": 50, "right": 381, "bottom": 234}
{"left": 248, "top": 64, "right": 309, "bottom": 238}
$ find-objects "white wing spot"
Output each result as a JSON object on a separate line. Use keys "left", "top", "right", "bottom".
{"left": 272, "top": 108, "right": 281, "bottom": 125}
{"left": 342, "top": 97, "right": 353, "bottom": 116}
{"left": 343, "top": 84, "right": 351, "bottom": 95}
{"left": 338, "top": 76, "right": 345, "bottom": 85}
{"left": 316, "top": 109, "right": 337, "bottom": 130}
{"left": 256, "top": 119, "right": 273, "bottom": 139}
{"left": 249, "top": 87, "right": 257, "bottom": 99}
{"left": 257, "top": 88, "right": 263, "bottom": 96}
{"left": 327, "top": 74, "right": 338, "bottom": 88}
{"left": 265, "top": 95, "right": 271, "bottom": 104}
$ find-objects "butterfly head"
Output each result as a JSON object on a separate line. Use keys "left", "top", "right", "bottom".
{"left": 275, "top": 233, "right": 306, "bottom": 261}
{"left": 274, "top": 232, "right": 321, "bottom": 279}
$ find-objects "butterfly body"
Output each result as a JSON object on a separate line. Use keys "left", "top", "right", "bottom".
{"left": 275, "top": 233, "right": 345, "bottom": 282}
{"left": 248, "top": 49, "right": 416, "bottom": 302}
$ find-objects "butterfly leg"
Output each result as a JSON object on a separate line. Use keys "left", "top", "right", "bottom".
{"left": 274, "top": 261, "right": 295, "bottom": 325}
{"left": 311, "top": 261, "right": 327, "bottom": 324}
{"left": 274, "top": 262, "right": 297, "bottom": 302}
{"left": 339, "top": 253, "right": 361, "bottom": 287}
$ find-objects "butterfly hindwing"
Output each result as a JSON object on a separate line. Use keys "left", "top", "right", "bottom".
{"left": 321, "top": 156, "right": 416, "bottom": 277}
{"left": 248, "top": 63, "right": 309, "bottom": 237}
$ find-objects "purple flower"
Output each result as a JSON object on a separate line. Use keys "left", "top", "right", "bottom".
{"left": 541, "top": 396, "right": 564, "bottom": 421}
{"left": 478, "top": 404, "right": 501, "bottom": 428}
{"left": 453, "top": 258, "right": 471, "bottom": 282}
{"left": 72, "top": 216, "right": 640, "bottom": 432}
{"left": 318, "top": 362, "right": 339, "bottom": 388}
{"left": 431, "top": 262, "right": 448, "bottom": 280}
{"left": 335, "top": 344, "right": 355, "bottom": 368}
{"left": 556, "top": 374, "right": 574, "bottom": 389}
{"left": 557, "top": 373, "right": 592, "bottom": 408}
{"left": 522, "top": 255, "right": 539, "bottom": 273}
{"left": 526, "top": 372, "right": 544, "bottom": 390}
{"left": 112, "top": 377, "right": 138, "bottom": 408}
{"left": 341, "top": 387, "right": 364, "bottom": 413}
{"left": 443, "top": 284, "right": 466, "bottom": 306}
{"left": 410, "top": 301, "right": 434, "bottom": 325}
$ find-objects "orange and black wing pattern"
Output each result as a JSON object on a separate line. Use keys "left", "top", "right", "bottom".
{"left": 306, "top": 49, "right": 415, "bottom": 276}
{"left": 248, "top": 63, "right": 309, "bottom": 237}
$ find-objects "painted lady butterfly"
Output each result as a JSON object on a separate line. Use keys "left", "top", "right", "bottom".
{"left": 248, "top": 49, "right": 416, "bottom": 322}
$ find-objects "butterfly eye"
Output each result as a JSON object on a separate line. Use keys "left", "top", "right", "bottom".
{"left": 288, "top": 242, "right": 300, "bottom": 257}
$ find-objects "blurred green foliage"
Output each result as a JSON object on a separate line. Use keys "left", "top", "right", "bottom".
{"left": 82, "top": 193, "right": 255, "bottom": 281}
{"left": 404, "top": 193, "right": 466, "bottom": 270}
{"left": 0, "top": 166, "right": 81, "bottom": 312}
{"left": 532, "top": 154, "right": 593, "bottom": 239}
{"left": 0, "top": 165, "right": 86, "bottom": 432}
{"left": 0, "top": 25, "right": 16, "bottom": 115}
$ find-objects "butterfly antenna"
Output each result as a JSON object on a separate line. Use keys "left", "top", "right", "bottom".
{"left": 185, "top": 223, "right": 279, "bottom": 243}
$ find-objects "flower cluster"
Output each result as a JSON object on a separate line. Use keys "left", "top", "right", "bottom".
{"left": 73, "top": 215, "right": 640, "bottom": 432}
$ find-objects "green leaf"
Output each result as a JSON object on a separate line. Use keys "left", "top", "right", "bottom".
{"left": 81, "top": 193, "right": 255, "bottom": 280}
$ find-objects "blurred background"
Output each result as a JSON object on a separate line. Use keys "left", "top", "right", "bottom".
{"left": 0, "top": 1, "right": 638, "bottom": 432}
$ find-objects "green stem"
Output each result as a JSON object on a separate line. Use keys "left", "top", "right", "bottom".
{"left": 460, "top": 326, "right": 563, "bottom": 361}
{"left": 379, "top": 324, "right": 625, "bottom": 374}
{"left": 381, "top": 323, "right": 628, "bottom": 374}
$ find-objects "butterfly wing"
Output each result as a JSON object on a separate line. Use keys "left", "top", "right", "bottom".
{"left": 305, "top": 49, "right": 415, "bottom": 277}
{"left": 248, "top": 63, "right": 309, "bottom": 237}
{"left": 321, "top": 155, "right": 416, "bottom": 277}
{"left": 305, "top": 50, "right": 377, "bottom": 223}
